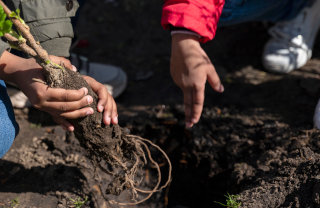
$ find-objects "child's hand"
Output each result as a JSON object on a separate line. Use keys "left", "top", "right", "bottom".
{"left": 171, "top": 34, "right": 224, "bottom": 128}
{"left": 48, "top": 55, "right": 118, "bottom": 126}
{"left": 16, "top": 58, "right": 94, "bottom": 131}
{"left": 83, "top": 75, "right": 118, "bottom": 126}
{"left": 49, "top": 55, "right": 76, "bottom": 71}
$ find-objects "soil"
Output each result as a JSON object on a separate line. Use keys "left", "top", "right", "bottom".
{"left": 2, "top": 0, "right": 320, "bottom": 207}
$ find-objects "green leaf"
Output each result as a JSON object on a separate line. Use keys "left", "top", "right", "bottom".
{"left": 0, "top": 6, "right": 4, "bottom": 16}
{"left": 9, "top": 11, "right": 15, "bottom": 18}
{"left": 0, "top": 6, "right": 13, "bottom": 37}
{"left": 0, "top": 6, "right": 6, "bottom": 23}
{"left": 0, "top": 10, "right": 6, "bottom": 24}
{"left": 3, "top": 20, "right": 12, "bottom": 33}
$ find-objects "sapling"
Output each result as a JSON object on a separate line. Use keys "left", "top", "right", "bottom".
{"left": 0, "top": 1, "right": 171, "bottom": 205}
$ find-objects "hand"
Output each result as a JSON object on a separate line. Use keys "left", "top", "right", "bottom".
{"left": 171, "top": 34, "right": 224, "bottom": 128}
{"left": 49, "top": 55, "right": 76, "bottom": 71}
{"left": 48, "top": 56, "right": 118, "bottom": 127}
{"left": 14, "top": 58, "right": 94, "bottom": 131}
{"left": 83, "top": 75, "right": 118, "bottom": 126}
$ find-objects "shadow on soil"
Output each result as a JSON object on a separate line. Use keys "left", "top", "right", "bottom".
{"left": 0, "top": 159, "right": 85, "bottom": 194}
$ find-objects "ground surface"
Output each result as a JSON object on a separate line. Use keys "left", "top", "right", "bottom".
{"left": 1, "top": 0, "right": 320, "bottom": 207}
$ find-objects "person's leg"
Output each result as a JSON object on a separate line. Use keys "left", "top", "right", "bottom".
{"left": 219, "top": 0, "right": 308, "bottom": 26}
{"left": 219, "top": 0, "right": 320, "bottom": 74}
{"left": 262, "top": 0, "right": 320, "bottom": 73}
{"left": 0, "top": 80, "right": 19, "bottom": 158}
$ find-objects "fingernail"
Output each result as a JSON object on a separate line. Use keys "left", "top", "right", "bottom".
{"left": 113, "top": 116, "right": 118, "bottom": 124}
{"left": 219, "top": 84, "right": 224, "bottom": 93}
{"left": 71, "top": 65, "right": 77, "bottom": 72}
{"left": 191, "top": 118, "right": 198, "bottom": 124}
{"left": 86, "top": 108, "right": 94, "bottom": 115}
{"left": 98, "top": 105, "right": 103, "bottom": 112}
{"left": 87, "top": 96, "right": 93, "bottom": 104}
{"left": 185, "top": 122, "right": 193, "bottom": 128}
{"left": 106, "top": 116, "right": 111, "bottom": 124}
{"left": 82, "top": 87, "right": 88, "bottom": 95}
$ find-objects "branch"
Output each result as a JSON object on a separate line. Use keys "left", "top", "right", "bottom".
{"left": 0, "top": 0, "right": 49, "bottom": 62}
{"left": 4, "top": 33, "right": 37, "bottom": 57}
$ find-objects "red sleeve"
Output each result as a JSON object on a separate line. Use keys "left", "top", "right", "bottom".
{"left": 161, "top": 0, "right": 225, "bottom": 43}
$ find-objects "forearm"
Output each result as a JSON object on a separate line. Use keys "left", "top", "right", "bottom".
{"left": 0, "top": 51, "right": 37, "bottom": 84}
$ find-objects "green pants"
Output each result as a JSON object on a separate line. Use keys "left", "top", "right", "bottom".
{"left": 0, "top": 0, "right": 79, "bottom": 57}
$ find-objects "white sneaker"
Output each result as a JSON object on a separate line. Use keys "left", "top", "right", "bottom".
{"left": 262, "top": 0, "right": 320, "bottom": 73}
{"left": 70, "top": 53, "right": 127, "bottom": 98}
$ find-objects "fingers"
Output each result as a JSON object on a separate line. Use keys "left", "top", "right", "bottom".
{"left": 52, "top": 116, "right": 74, "bottom": 131}
{"left": 207, "top": 65, "right": 224, "bottom": 93}
{"left": 183, "top": 84, "right": 205, "bottom": 128}
{"left": 83, "top": 76, "right": 118, "bottom": 125}
{"left": 32, "top": 74, "right": 119, "bottom": 125}
{"left": 84, "top": 76, "right": 107, "bottom": 111}
{"left": 102, "top": 95, "right": 118, "bottom": 125}
{"left": 46, "top": 87, "right": 88, "bottom": 102}
{"left": 31, "top": 85, "right": 94, "bottom": 120}
{"left": 59, "top": 107, "right": 94, "bottom": 119}
{"left": 42, "top": 94, "right": 93, "bottom": 113}
{"left": 183, "top": 89, "right": 193, "bottom": 128}
{"left": 191, "top": 84, "right": 205, "bottom": 124}
{"left": 49, "top": 55, "right": 73, "bottom": 70}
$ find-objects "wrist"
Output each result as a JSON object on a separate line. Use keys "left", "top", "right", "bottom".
{"left": 171, "top": 33, "right": 201, "bottom": 52}
{"left": 0, "top": 51, "right": 37, "bottom": 84}
{"left": 171, "top": 33, "right": 201, "bottom": 44}
{"left": 170, "top": 26, "right": 201, "bottom": 38}
{"left": 171, "top": 30, "right": 201, "bottom": 39}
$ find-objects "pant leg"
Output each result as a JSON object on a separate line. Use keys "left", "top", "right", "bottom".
{"left": 0, "top": 80, "right": 19, "bottom": 158}
{"left": 219, "top": 0, "right": 309, "bottom": 26}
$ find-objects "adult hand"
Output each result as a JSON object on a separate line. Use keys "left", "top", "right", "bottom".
{"left": 171, "top": 34, "right": 224, "bottom": 128}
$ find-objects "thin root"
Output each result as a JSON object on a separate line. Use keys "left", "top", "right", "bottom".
{"left": 32, "top": 78, "right": 47, "bottom": 85}
{"left": 106, "top": 135, "right": 172, "bottom": 206}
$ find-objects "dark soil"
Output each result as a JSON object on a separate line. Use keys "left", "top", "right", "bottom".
{"left": 2, "top": 0, "right": 320, "bottom": 207}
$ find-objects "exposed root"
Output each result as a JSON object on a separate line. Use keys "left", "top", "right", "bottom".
{"left": 100, "top": 135, "right": 172, "bottom": 206}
